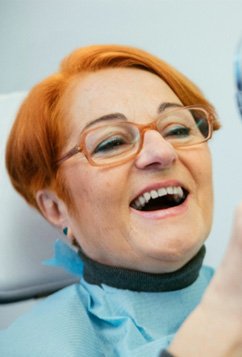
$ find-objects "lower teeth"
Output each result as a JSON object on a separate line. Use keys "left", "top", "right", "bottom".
{"left": 134, "top": 194, "right": 185, "bottom": 211}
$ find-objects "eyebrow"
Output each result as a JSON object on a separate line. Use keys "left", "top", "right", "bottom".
{"left": 157, "top": 102, "right": 183, "bottom": 113}
{"left": 83, "top": 102, "right": 183, "bottom": 130}
{"left": 84, "top": 113, "right": 126, "bottom": 130}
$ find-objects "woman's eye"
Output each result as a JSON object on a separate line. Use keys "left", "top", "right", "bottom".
{"left": 93, "top": 136, "right": 127, "bottom": 154}
{"left": 164, "top": 126, "right": 191, "bottom": 138}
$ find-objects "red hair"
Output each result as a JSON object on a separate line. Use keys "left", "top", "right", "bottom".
{"left": 6, "top": 44, "right": 220, "bottom": 211}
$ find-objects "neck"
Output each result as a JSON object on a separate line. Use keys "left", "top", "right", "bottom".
{"left": 78, "top": 246, "right": 206, "bottom": 292}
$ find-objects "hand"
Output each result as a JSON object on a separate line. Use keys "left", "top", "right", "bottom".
{"left": 168, "top": 203, "right": 242, "bottom": 357}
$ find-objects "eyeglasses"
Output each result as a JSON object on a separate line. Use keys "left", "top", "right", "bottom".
{"left": 57, "top": 105, "right": 213, "bottom": 168}
{"left": 235, "top": 40, "right": 242, "bottom": 118}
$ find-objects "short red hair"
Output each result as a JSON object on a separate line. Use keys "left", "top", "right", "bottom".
{"left": 6, "top": 44, "right": 220, "bottom": 211}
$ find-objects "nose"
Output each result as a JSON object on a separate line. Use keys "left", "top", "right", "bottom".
{"left": 134, "top": 130, "right": 177, "bottom": 170}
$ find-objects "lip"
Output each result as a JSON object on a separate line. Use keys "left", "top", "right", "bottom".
{"left": 129, "top": 179, "right": 190, "bottom": 220}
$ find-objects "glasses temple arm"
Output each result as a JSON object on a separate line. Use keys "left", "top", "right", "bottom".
{"left": 56, "top": 146, "right": 81, "bottom": 165}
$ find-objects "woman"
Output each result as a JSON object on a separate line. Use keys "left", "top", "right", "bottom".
{"left": 1, "top": 45, "right": 242, "bottom": 356}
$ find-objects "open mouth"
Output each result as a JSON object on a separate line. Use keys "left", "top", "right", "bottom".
{"left": 130, "top": 186, "right": 188, "bottom": 212}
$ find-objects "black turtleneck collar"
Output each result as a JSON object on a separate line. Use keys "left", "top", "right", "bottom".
{"left": 78, "top": 245, "right": 206, "bottom": 292}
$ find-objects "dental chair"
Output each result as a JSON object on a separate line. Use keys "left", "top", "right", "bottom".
{"left": 0, "top": 92, "right": 78, "bottom": 329}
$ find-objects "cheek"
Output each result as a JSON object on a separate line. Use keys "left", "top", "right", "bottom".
{"left": 190, "top": 148, "right": 213, "bottom": 220}
{"left": 64, "top": 164, "right": 128, "bottom": 218}
{"left": 180, "top": 147, "right": 213, "bottom": 215}
{"left": 64, "top": 166, "right": 131, "bottom": 254}
{"left": 195, "top": 150, "right": 213, "bottom": 193}
{"left": 60, "top": 164, "right": 96, "bottom": 218}
{"left": 181, "top": 146, "right": 213, "bottom": 187}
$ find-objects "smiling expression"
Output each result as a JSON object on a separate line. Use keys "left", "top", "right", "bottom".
{"left": 59, "top": 67, "right": 213, "bottom": 273}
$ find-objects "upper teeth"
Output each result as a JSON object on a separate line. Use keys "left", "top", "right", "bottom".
{"left": 132, "top": 186, "right": 184, "bottom": 209}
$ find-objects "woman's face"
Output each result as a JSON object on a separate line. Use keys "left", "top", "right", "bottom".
{"left": 60, "top": 68, "right": 213, "bottom": 273}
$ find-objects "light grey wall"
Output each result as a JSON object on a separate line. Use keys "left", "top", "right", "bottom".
{"left": 1, "top": 0, "right": 242, "bottom": 268}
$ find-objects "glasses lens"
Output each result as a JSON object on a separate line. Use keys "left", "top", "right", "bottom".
{"left": 85, "top": 123, "right": 140, "bottom": 165}
{"left": 157, "top": 108, "right": 210, "bottom": 147}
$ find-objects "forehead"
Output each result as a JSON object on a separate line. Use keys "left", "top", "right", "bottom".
{"left": 65, "top": 67, "right": 182, "bottom": 129}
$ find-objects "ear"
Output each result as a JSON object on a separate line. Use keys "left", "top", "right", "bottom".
{"left": 35, "top": 189, "right": 69, "bottom": 229}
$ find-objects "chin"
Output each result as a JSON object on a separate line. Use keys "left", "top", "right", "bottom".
{"left": 140, "top": 238, "right": 205, "bottom": 273}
